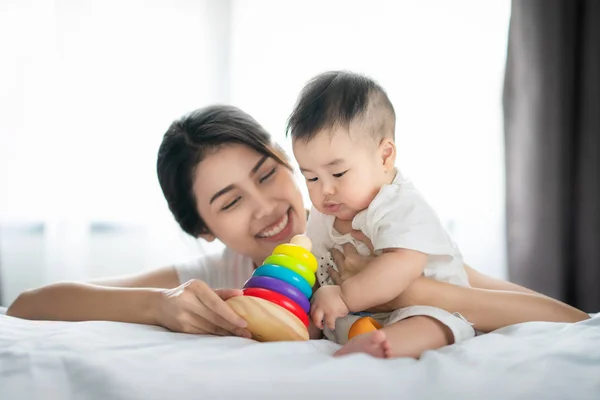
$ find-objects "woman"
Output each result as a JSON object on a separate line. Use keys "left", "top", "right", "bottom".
{"left": 6, "top": 105, "right": 588, "bottom": 340}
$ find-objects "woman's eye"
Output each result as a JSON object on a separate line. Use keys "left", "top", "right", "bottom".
{"left": 333, "top": 170, "right": 349, "bottom": 178}
{"left": 222, "top": 197, "right": 241, "bottom": 211}
{"left": 259, "top": 167, "right": 276, "bottom": 183}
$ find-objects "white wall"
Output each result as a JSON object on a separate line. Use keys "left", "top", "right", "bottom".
{"left": 230, "top": 0, "right": 511, "bottom": 279}
{"left": 0, "top": 0, "right": 510, "bottom": 305}
{"left": 0, "top": 0, "right": 225, "bottom": 305}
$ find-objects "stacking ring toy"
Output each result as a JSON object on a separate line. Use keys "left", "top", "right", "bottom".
{"left": 253, "top": 264, "right": 313, "bottom": 299}
{"left": 262, "top": 254, "right": 316, "bottom": 287}
{"left": 225, "top": 235, "right": 318, "bottom": 342}
{"left": 244, "top": 276, "right": 310, "bottom": 313}
{"left": 243, "top": 287, "right": 309, "bottom": 328}
{"left": 272, "top": 243, "right": 318, "bottom": 273}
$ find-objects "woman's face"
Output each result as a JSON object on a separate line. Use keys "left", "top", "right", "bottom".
{"left": 193, "top": 144, "right": 307, "bottom": 265}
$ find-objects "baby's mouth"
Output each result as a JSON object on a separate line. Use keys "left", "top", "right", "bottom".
{"left": 323, "top": 203, "right": 341, "bottom": 213}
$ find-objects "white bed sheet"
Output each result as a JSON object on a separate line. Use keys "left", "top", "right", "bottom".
{"left": 1, "top": 310, "right": 599, "bottom": 399}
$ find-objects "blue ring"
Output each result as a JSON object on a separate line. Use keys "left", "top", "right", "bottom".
{"left": 252, "top": 264, "right": 313, "bottom": 299}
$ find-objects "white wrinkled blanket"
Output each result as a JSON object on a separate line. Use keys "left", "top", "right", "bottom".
{"left": 1, "top": 309, "right": 599, "bottom": 399}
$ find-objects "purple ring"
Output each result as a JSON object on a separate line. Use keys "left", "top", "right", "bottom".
{"left": 243, "top": 276, "right": 310, "bottom": 314}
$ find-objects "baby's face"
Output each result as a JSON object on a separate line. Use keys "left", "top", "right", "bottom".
{"left": 293, "top": 126, "right": 393, "bottom": 221}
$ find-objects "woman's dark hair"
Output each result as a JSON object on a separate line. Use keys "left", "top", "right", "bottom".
{"left": 157, "top": 105, "right": 288, "bottom": 237}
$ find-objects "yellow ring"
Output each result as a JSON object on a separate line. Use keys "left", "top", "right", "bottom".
{"left": 272, "top": 243, "right": 318, "bottom": 273}
{"left": 263, "top": 254, "right": 316, "bottom": 287}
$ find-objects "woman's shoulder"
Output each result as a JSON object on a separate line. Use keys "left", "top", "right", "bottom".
{"left": 174, "top": 246, "right": 254, "bottom": 288}
{"left": 221, "top": 246, "right": 254, "bottom": 267}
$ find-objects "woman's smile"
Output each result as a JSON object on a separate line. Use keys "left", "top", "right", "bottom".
{"left": 256, "top": 207, "right": 294, "bottom": 242}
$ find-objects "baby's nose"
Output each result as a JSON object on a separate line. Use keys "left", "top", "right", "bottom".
{"left": 322, "top": 182, "right": 335, "bottom": 196}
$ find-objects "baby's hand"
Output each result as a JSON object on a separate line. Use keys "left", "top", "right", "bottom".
{"left": 310, "top": 285, "right": 349, "bottom": 331}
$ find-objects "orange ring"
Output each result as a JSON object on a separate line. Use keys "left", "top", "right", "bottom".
{"left": 348, "top": 316, "right": 382, "bottom": 340}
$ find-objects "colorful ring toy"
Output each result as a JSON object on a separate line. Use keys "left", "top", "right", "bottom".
{"left": 253, "top": 264, "right": 313, "bottom": 299}
{"left": 272, "top": 243, "right": 318, "bottom": 273}
{"left": 243, "top": 287, "right": 309, "bottom": 328}
{"left": 263, "top": 254, "right": 316, "bottom": 287}
{"left": 244, "top": 276, "right": 310, "bottom": 313}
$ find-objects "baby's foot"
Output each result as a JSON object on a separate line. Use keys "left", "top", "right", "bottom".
{"left": 333, "top": 330, "right": 391, "bottom": 359}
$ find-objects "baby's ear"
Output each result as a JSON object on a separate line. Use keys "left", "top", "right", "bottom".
{"left": 378, "top": 138, "right": 396, "bottom": 170}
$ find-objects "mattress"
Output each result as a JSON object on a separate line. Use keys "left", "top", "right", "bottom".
{"left": 1, "top": 309, "right": 599, "bottom": 399}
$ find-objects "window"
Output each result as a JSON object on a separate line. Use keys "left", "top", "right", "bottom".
{"left": 0, "top": 0, "right": 510, "bottom": 305}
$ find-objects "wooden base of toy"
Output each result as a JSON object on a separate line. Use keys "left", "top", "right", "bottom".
{"left": 226, "top": 295, "right": 309, "bottom": 342}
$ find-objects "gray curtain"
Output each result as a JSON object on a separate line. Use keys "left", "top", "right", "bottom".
{"left": 503, "top": 0, "right": 600, "bottom": 312}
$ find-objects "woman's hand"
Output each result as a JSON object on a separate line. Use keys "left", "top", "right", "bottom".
{"left": 327, "top": 230, "right": 375, "bottom": 285}
{"left": 156, "top": 279, "right": 252, "bottom": 338}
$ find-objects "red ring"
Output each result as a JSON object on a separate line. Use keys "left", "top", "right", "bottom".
{"left": 242, "top": 287, "right": 309, "bottom": 328}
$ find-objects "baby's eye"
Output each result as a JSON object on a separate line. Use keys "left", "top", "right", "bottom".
{"left": 306, "top": 177, "right": 319, "bottom": 182}
{"left": 222, "top": 196, "right": 241, "bottom": 211}
{"left": 333, "top": 170, "right": 349, "bottom": 178}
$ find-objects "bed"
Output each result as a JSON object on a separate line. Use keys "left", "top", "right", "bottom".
{"left": 1, "top": 307, "right": 599, "bottom": 399}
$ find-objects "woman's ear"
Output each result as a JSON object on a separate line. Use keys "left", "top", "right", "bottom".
{"left": 199, "top": 233, "right": 216, "bottom": 242}
{"left": 378, "top": 138, "right": 396, "bottom": 171}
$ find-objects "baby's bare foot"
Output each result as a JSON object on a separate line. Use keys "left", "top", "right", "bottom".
{"left": 334, "top": 330, "right": 389, "bottom": 358}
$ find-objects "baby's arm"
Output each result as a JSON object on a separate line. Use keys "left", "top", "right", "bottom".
{"left": 340, "top": 248, "right": 427, "bottom": 312}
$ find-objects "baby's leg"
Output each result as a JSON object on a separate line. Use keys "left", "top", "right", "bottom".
{"left": 334, "top": 306, "right": 474, "bottom": 359}
{"left": 333, "top": 316, "right": 449, "bottom": 358}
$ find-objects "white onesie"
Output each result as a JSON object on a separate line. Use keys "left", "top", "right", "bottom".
{"left": 306, "top": 170, "right": 475, "bottom": 344}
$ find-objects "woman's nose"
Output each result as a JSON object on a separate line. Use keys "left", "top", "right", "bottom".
{"left": 252, "top": 192, "right": 277, "bottom": 219}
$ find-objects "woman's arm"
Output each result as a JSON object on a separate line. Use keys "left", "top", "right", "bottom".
{"left": 463, "top": 264, "right": 538, "bottom": 295}
{"left": 329, "top": 241, "right": 589, "bottom": 332}
{"left": 394, "top": 277, "right": 589, "bottom": 332}
{"left": 6, "top": 266, "right": 179, "bottom": 323}
{"left": 6, "top": 266, "right": 251, "bottom": 337}
{"left": 88, "top": 266, "right": 182, "bottom": 288}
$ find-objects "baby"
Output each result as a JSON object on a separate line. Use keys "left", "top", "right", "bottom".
{"left": 287, "top": 71, "right": 475, "bottom": 358}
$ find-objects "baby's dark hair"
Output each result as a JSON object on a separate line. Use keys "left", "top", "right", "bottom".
{"left": 157, "top": 105, "right": 288, "bottom": 237}
{"left": 286, "top": 71, "right": 396, "bottom": 142}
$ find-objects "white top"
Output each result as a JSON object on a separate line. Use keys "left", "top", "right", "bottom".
{"left": 175, "top": 247, "right": 254, "bottom": 288}
{"left": 306, "top": 170, "right": 470, "bottom": 288}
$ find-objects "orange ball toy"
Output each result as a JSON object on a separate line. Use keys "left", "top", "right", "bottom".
{"left": 348, "top": 316, "right": 382, "bottom": 340}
